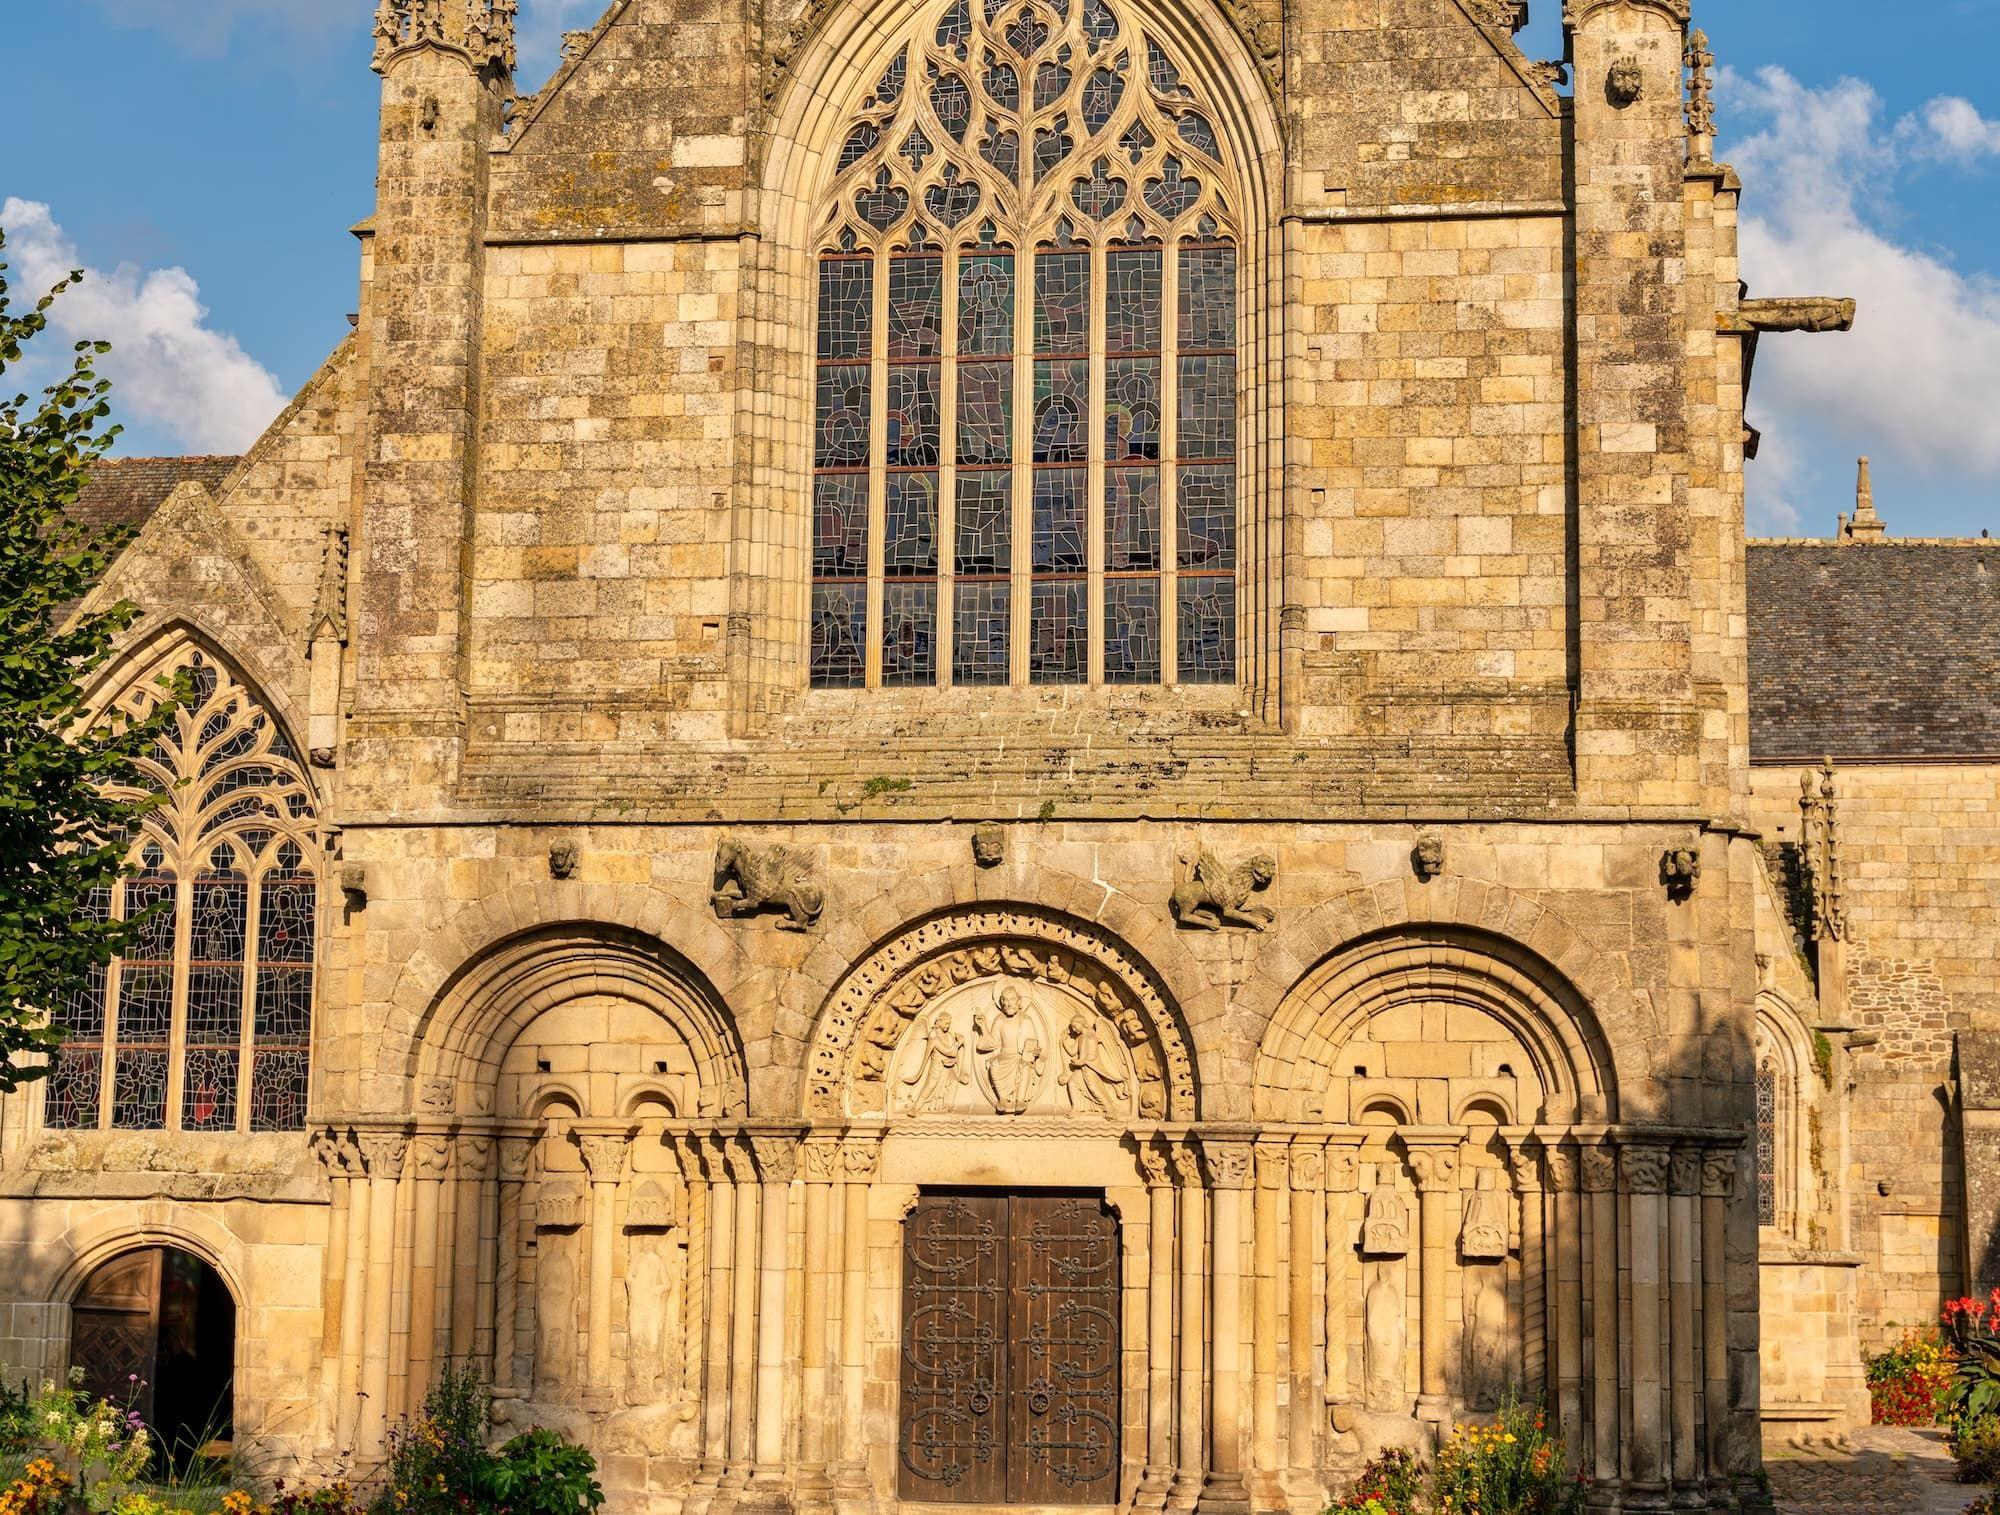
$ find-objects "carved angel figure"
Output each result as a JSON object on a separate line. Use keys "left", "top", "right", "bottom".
{"left": 1170, "top": 849, "right": 1277, "bottom": 931}
{"left": 899, "top": 1010, "right": 970, "bottom": 1113}
{"left": 711, "top": 836, "right": 824, "bottom": 930}
{"left": 1059, "top": 1013, "right": 1129, "bottom": 1117}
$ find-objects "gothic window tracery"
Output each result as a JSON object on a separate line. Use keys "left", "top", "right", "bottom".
{"left": 810, "top": 0, "right": 1239, "bottom": 689}
{"left": 46, "top": 646, "right": 320, "bottom": 1134}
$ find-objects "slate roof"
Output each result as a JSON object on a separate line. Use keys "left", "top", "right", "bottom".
{"left": 1748, "top": 541, "right": 2000, "bottom": 762}
{"left": 71, "top": 455, "right": 238, "bottom": 534}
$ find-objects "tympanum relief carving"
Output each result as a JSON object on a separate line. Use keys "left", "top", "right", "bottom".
{"left": 888, "top": 979, "right": 1140, "bottom": 1118}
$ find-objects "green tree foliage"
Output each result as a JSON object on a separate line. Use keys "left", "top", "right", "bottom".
{"left": 0, "top": 227, "right": 181, "bottom": 1091}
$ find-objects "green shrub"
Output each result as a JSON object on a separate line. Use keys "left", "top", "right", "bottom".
{"left": 1428, "top": 1396, "right": 1586, "bottom": 1515}
{"left": 1328, "top": 1448, "right": 1425, "bottom": 1514}
{"left": 366, "top": 1366, "right": 602, "bottom": 1515}
{"left": 1955, "top": 1414, "right": 2000, "bottom": 1484}
{"left": 483, "top": 1429, "right": 604, "bottom": 1514}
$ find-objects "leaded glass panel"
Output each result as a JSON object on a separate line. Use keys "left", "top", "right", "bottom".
{"left": 810, "top": 0, "right": 1239, "bottom": 688}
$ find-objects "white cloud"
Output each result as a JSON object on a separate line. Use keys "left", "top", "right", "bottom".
{"left": 83, "top": 0, "right": 348, "bottom": 57}
{"left": 516, "top": 0, "right": 611, "bottom": 86}
{"left": 1720, "top": 67, "right": 2000, "bottom": 531}
{"left": 2, "top": 198, "right": 288, "bottom": 455}
{"left": 1918, "top": 97, "right": 2000, "bottom": 161}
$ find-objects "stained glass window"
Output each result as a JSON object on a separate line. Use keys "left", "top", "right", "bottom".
{"left": 1756, "top": 1060, "right": 1778, "bottom": 1227}
{"left": 810, "top": 0, "right": 1238, "bottom": 687}
{"left": 44, "top": 644, "right": 320, "bottom": 1134}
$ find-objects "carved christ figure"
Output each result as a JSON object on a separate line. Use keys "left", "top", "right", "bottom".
{"left": 900, "top": 1009, "right": 970, "bottom": 1113}
{"left": 973, "top": 985, "right": 1045, "bottom": 1113}
{"left": 1060, "top": 1012, "right": 1128, "bottom": 1116}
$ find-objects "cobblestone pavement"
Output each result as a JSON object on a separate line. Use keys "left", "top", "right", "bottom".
{"left": 1767, "top": 1426, "right": 1976, "bottom": 1515}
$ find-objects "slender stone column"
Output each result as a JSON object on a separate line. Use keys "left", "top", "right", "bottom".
{"left": 1250, "top": 1141, "right": 1286, "bottom": 1513}
{"left": 406, "top": 1133, "right": 452, "bottom": 1406}
{"left": 1168, "top": 1142, "right": 1206, "bottom": 1515}
{"left": 690, "top": 1137, "right": 737, "bottom": 1514}
{"left": 1699, "top": 1148, "right": 1735, "bottom": 1501}
{"left": 577, "top": 1129, "right": 631, "bottom": 1414}
{"left": 1544, "top": 1145, "right": 1584, "bottom": 1465}
{"left": 797, "top": 1138, "right": 841, "bottom": 1515}
{"left": 1505, "top": 1134, "right": 1547, "bottom": 1402}
{"left": 355, "top": 1128, "right": 409, "bottom": 1465}
{"left": 1405, "top": 1140, "right": 1460, "bottom": 1428}
{"left": 1136, "top": 1140, "right": 1177, "bottom": 1512}
{"left": 836, "top": 1138, "right": 880, "bottom": 1510}
{"left": 316, "top": 1132, "right": 351, "bottom": 1368}
{"left": 451, "top": 1135, "right": 495, "bottom": 1361}
{"left": 1667, "top": 1148, "right": 1701, "bottom": 1507}
{"left": 725, "top": 1139, "right": 763, "bottom": 1489}
{"left": 744, "top": 1133, "right": 800, "bottom": 1515}
{"left": 1582, "top": 1143, "right": 1620, "bottom": 1502}
{"left": 1286, "top": 1142, "right": 1323, "bottom": 1494}
{"left": 491, "top": 1134, "right": 534, "bottom": 1397}
{"left": 1197, "top": 1134, "right": 1252, "bottom": 1515}
{"left": 1323, "top": 1141, "right": 1358, "bottom": 1411}
{"left": 677, "top": 1137, "right": 708, "bottom": 1406}
{"left": 1622, "top": 1143, "right": 1671, "bottom": 1508}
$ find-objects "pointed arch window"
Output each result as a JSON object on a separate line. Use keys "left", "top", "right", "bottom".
{"left": 810, "top": 0, "right": 1239, "bottom": 688}
{"left": 45, "top": 647, "right": 320, "bottom": 1134}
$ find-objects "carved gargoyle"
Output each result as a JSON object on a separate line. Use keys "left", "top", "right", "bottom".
{"left": 1661, "top": 847, "right": 1701, "bottom": 903}
{"left": 549, "top": 840, "right": 580, "bottom": 880}
{"left": 712, "top": 836, "right": 825, "bottom": 931}
{"left": 1170, "top": 849, "right": 1276, "bottom": 931}
{"left": 1606, "top": 55, "right": 1644, "bottom": 107}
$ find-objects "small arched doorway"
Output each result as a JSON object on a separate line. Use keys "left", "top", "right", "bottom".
{"left": 70, "top": 1247, "right": 235, "bottom": 1467}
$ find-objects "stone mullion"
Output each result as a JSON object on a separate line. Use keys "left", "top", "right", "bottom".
{"left": 97, "top": 875, "right": 127, "bottom": 1130}
{"left": 1087, "top": 235, "right": 1107, "bottom": 684}
{"left": 1010, "top": 240, "right": 1035, "bottom": 682}
{"left": 938, "top": 245, "right": 961, "bottom": 686}
{"left": 236, "top": 861, "right": 264, "bottom": 1135}
{"left": 865, "top": 250, "right": 889, "bottom": 687}
{"left": 1160, "top": 239, "right": 1182, "bottom": 684}
{"left": 164, "top": 873, "right": 192, "bottom": 1131}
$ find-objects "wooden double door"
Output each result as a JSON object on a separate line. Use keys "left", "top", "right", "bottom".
{"left": 900, "top": 1191, "right": 1121, "bottom": 1506}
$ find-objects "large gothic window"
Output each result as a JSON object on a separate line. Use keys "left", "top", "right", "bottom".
{"left": 810, "top": 0, "right": 1239, "bottom": 689}
{"left": 46, "top": 646, "right": 319, "bottom": 1134}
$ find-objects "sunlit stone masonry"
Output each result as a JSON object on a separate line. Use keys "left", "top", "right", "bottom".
{"left": 16, "top": 0, "right": 1947, "bottom": 1510}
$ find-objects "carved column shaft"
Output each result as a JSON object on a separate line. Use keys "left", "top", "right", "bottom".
{"left": 1623, "top": 1143, "right": 1670, "bottom": 1496}
{"left": 798, "top": 1139, "right": 840, "bottom": 1511}
{"left": 1168, "top": 1145, "right": 1206, "bottom": 1515}
{"left": 1250, "top": 1144, "right": 1284, "bottom": 1509}
{"left": 406, "top": 1134, "right": 452, "bottom": 1409}
{"left": 1197, "top": 1137, "right": 1251, "bottom": 1515}
{"left": 492, "top": 1136, "right": 533, "bottom": 1395}
{"left": 727, "top": 1142, "right": 762, "bottom": 1479}
{"left": 578, "top": 1130, "right": 630, "bottom": 1411}
{"left": 1323, "top": 1144, "right": 1357, "bottom": 1406}
{"left": 837, "top": 1140, "right": 880, "bottom": 1502}
{"left": 749, "top": 1134, "right": 800, "bottom": 1499}
{"left": 1407, "top": 1142, "right": 1459, "bottom": 1420}
{"left": 1700, "top": 1150, "right": 1735, "bottom": 1494}
{"left": 1506, "top": 1136, "right": 1548, "bottom": 1401}
{"left": 451, "top": 1135, "right": 495, "bottom": 1362}
{"left": 1668, "top": 1147, "right": 1701, "bottom": 1498}
{"left": 1583, "top": 1144, "right": 1620, "bottom": 1487}
{"left": 1545, "top": 1147, "right": 1586, "bottom": 1467}
{"left": 1286, "top": 1144, "right": 1322, "bottom": 1481}
{"left": 698, "top": 1139, "right": 738, "bottom": 1489}
{"left": 1136, "top": 1142, "right": 1177, "bottom": 1511}
{"left": 356, "top": 1129, "right": 409, "bottom": 1464}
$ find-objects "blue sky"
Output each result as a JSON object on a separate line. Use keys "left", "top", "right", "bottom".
{"left": 2, "top": 0, "right": 1997, "bottom": 537}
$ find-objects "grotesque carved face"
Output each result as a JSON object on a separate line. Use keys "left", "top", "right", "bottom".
{"left": 1607, "top": 55, "right": 1644, "bottom": 107}
{"left": 1247, "top": 855, "right": 1277, "bottom": 889}
{"left": 1413, "top": 831, "right": 1445, "bottom": 879}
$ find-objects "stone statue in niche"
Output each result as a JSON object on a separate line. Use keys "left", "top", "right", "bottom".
{"left": 1170, "top": 849, "right": 1277, "bottom": 931}
{"left": 625, "top": 1236, "right": 672, "bottom": 1402}
{"left": 536, "top": 1238, "right": 579, "bottom": 1400}
{"left": 1362, "top": 1267, "right": 1407, "bottom": 1414}
{"left": 710, "top": 835, "right": 824, "bottom": 930}
{"left": 899, "top": 1010, "right": 971, "bottom": 1113}
{"left": 974, "top": 986, "right": 1046, "bottom": 1113}
{"left": 1362, "top": 1180, "right": 1410, "bottom": 1258}
{"left": 1460, "top": 1171, "right": 1510, "bottom": 1261}
{"left": 1060, "top": 1013, "right": 1129, "bottom": 1116}
{"left": 1464, "top": 1268, "right": 1511, "bottom": 1413}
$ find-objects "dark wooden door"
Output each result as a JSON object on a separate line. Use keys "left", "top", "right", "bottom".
{"left": 70, "top": 1249, "right": 163, "bottom": 1425}
{"left": 900, "top": 1192, "right": 1120, "bottom": 1506}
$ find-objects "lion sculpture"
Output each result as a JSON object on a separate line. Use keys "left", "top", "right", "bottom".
{"left": 711, "top": 836, "right": 825, "bottom": 930}
{"left": 1169, "top": 849, "right": 1276, "bottom": 931}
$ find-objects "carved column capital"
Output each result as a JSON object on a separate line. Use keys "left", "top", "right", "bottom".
{"left": 1504, "top": 1134, "right": 1545, "bottom": 1194}
{"left": 723, "top": 1136, "right": 760, "bottom": 1185}
{"left": 1136, "top": 1138, "right": 1175, "bottom": 1189}
{"left": 455, "top": 1134, "right": 494, "bottom": 1178}
{"left": 1668, "top": 1146, "right": 1702, "bottom": 1197}
{"left": 496, "top": 1134, "right": 536, "bottom": 1183}
{"left": 1255, "top": 1141, "right": 1289, "bottom": 1189}
{"left": 355, "top": 1129, "right": 410, "bottom": 1179}
{"left": 1619, "top": 1142, "right": 1672, "bottom": 1195}
{"left": 410, "top": 1133, "right": 454, "bottom": 1180}
{"left": 1580, "top": 1144, "right": 1618, "bottom": 1194}
{"left": 1700, "top": 1147, "right": 1738, "bottom": 1199}
{"left": 1405, "top": 1143, "right": 1461, "bottom": 1194}
{"left": 1196, "top": 1135, "right": 1254, "bottom": 1189}
{"left": 1169, "top": 1143, "right": 1205, "bottom": 1190}
{"left": 1541, "top": 1145, "right": 1579, "bottom": 1193}
{"left": 750, "top": 1133, "right": 801, "bottom": 1184}
{"left": 801, "top": 1136, "right": 843, "bottom": 1182}
{"left": 841, "top": 1137, "right": 883, "bottom": 1180}
{"left": 577, "top": 1132, "right": 631, "bottom": 1184}
{"left": 1289, "top": 1144, "right": 1324, "bottom": 1191}
{"left": 1322, "top": 1140, "right": 1360, "bottom": 1193}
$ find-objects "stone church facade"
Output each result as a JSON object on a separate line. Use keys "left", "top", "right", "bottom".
{"left": 11, "top": 0, "right": 1961, "bottom": 1510}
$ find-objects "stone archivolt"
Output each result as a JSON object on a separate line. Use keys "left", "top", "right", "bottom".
{"left": 807, "top": 908, "right": 1196, "bottom": 1120}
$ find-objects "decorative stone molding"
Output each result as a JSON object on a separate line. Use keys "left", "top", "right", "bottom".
{"left": 1170, "top": 848, "right": 1276, "bottom": 931}
{"left": 1801, "top": 764, "right": 1846, "bottom": 942}
{"left": 308, "top": 525, "right": 350, "bottom": 648}
{"left": 1411, "top": 830, "right": 1445, "bottom": 882}
{"left": 724, "top": 1140, "right": 760, "bottom": 1186}
{"left": 1563, "top": 0, "right": 1690, "bottom": 25}
{"left": 1580, "top": 1145, "right": 1617, "bottom": 1193}
{"left": 537, "top": 1181, "right": 586, "bottom": 1229}
{"left": 372, "top": 0, "right": 517, "bottom": 74}
{"left": 1255, "top": 1142, "right": 1288, "bottom": 1188}
{"left": 626, "top": 1177, "right": 684, "bottom": 1231}
{"left": 711, "top": 835, "right": 824, "bottom": 931}
{"left": 806, "top": 908, "right": 1195, "bottom": 1121}
{"left": 1669, "top": 1147, "right": 1701, "bottom": 1197}
{"left": 1619, "top": 1143, "right": 1672, "bottom": 1195}
{"left": 1684, "top": 28, "right": 1715, "bottom": 158}
{"left": 548, "top": 840, "right": 580, "bottom": 881}
{"left": 1660, "top": 847, "right": 1701, "bottom": 902}
{"left": 1290, "top": 1146, "right": 1324, "bottom": 1190}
